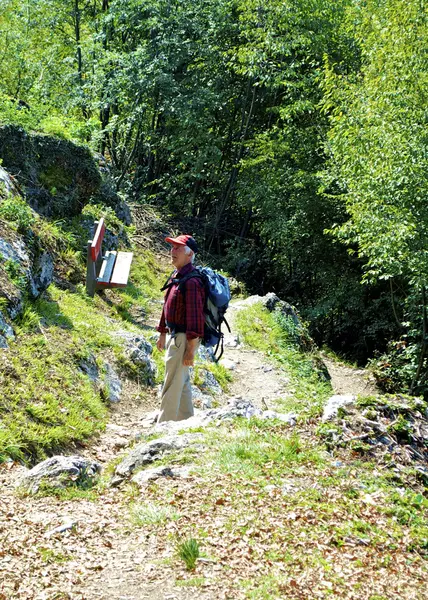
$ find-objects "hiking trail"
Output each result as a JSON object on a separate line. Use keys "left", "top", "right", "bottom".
{"left": 1, "top": 298, "right": 383, "bottom": 600}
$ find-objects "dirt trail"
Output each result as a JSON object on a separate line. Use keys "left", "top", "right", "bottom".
{"left": 321, "top": 354, "right": 379, "bottom": 397}
{"left": 0, "top": 299, "right": 380, "bottom": 600}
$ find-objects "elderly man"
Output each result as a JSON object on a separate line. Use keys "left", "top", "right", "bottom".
{"left": 156, "top": 235, "right": 205, "bottom": 422}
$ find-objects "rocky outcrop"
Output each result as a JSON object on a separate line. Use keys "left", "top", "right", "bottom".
{"left": 17, "top": 455, "right": 101, "bottom": 494}
{"left": 0, "top": 125, "right": 101, "bottom": 218}
{"left": 0, "top": 165, "right": 20, "bottom": 197}
{"left": 0, "top": 218, "right": 54, "bottom": 341}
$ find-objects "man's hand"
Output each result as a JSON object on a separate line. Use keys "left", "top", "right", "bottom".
{"left": 156, "top": 332, "right": 166, "bottom": 352}
{"left": 183, "top": 338, "right": 199, "bottom": 366}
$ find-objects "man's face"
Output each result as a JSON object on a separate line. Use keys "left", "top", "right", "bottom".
{"left": 170, "top": 243, "right": 192, "bottom": 269}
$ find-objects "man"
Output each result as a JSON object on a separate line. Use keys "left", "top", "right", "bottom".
{"left": 156, "top": 235, "right": 205, "bottom": 422}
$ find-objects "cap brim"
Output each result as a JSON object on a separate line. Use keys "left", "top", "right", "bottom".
{"left": 165, "top": 236, "right": 186, "bottom": 245}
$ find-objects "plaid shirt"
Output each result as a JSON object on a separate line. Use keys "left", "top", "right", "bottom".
{"left": 157, "top": 263, "right": 205, "bottom": 340}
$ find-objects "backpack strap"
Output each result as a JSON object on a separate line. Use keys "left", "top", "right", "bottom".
{"left": 160, "top": 270, "right": 177, "bottom": 292}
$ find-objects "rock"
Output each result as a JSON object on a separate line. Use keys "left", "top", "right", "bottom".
{"left": 0, "top": 311, "right": 14, "bottom": 340}
{"left": 191, "top": 385, "right": 213, "bottom": 409}
{"left": 17, "top": 455, "right": 101, "bottom": 494}
{"left": 261, "top": 293, "right": 281, "bottom": 312}
{"left": 118, "top": 334, "right": 157, "bottom": 385}
{"left": 322, "top": 394, "right": 356, "bottom": 421}
{"left": 79, "top": 354, "right": 99, "bottom": 382}
{"left": 197, "top": 345, "right": 214, "bottom": 362}
{"left": 30, "top": 251, "right": 54, "bottom": 297}
{"left": 45, "top": 520, "right": 77, "bottom": 538}
{"left": 262, "top": 410, "right": 297, "bottom": 425}
{"left": 131, "top": 465, "right": 192, "bottom": 485}
{"left": 103, "top": 362, "right": 122, "bottom": 403}
{"left": 220, "top": 358, "right": 236, "bottom": 370}
{"left": 152, "top": 398, "right": 298, "bottom": 434}
{"left": 312, "top": 356, "right": 331, "bottom": 382}
{"left": 130, "top": 348, "right": 157, "bottom": 385}
{"left": 0, "top": 165, "right": 20, "bottom": 196}
{"left": 114, "top": 433, "right": 203, "bottom": 479}
{"left": 0, "top": 334, "right": 8, "bottom": 349}
{"left": 225, "top": 335, "right": 240, "bottom": 348}
{"left": 197, "top": 369, "right": 222, "bottom": 395}
{"left": 0, "top": 125, "right": 101, "bottom": 218}
{"left": 106, "top": 424, "right": 133, "bottom": 437}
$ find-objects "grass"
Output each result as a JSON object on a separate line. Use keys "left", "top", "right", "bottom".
{"left": 130, "top": 501, "right": 181, "bottom": 526}
{"left": 177, "top": 538, "right": 200, "bottom": 570}
{"left": 0, "top": 238, "right": 168, "bottom": 463}
{"left": 234, "top": 303, "right": 332, "bottom": 417}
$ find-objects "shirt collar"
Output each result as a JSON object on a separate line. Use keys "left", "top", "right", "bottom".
{"left": 177, "top": 262, "right": 194, "bottom": 277}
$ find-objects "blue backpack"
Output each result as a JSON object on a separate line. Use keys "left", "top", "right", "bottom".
{"left": 161, "top": 266, "right": 231, "bottom": 360}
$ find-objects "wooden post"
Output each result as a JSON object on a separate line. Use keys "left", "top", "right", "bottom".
{"left": 86, "top": 240, "right": 97, "bottom": 297}
{"left": 86, "top": 220, "right": 98, "bottom": 297}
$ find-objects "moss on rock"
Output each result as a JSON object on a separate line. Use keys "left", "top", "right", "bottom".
{"left": 0, "top": 125, "right": 101, "bottom": 218}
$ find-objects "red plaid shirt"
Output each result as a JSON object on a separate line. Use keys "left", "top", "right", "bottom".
{"left": 157, "top": 263, "right": 205, "bottom": 340}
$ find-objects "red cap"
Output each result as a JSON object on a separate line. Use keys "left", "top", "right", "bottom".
{"left": 165, "top": 234, "right": 198, "bottom": 253}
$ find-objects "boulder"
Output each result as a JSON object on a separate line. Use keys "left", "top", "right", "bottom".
{"left": 17, "top": 455, "right": 101, "bottom": 494}
{"left": 128, "top": 337, "right": 157, "bottom": 385}
{"left": 79, "top": 353, "right": 99, "bottom": 382}
{"left": 0, "top": 125, "right": 101, "bottom": 218}
{"left": 0, "top": 204, "right": 54, "bottom": 321}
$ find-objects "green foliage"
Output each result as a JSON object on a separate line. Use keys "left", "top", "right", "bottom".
{"left": 322, "top": 0, "right": 428, "bottom": 391}
{"left": 0, "top": 195, "right": 35, "bottom": 232}
{"left": 177, "top": 538, "right": 200, "bottom": 570}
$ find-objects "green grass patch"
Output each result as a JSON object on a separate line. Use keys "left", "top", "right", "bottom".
{"left": 177, "top": 538, "right": 200, "bottom": 570}
{"left": 130, "top": 501, "right": 181, "bottom": 526}
{"left": 234, "top": 303, "right": 331, "bottom": 417}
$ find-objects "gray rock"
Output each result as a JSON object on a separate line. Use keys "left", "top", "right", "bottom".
{"left": 31, "top": 251, "right": 54, "bottom": 297}
{"left": 0, "top": 312, "right": 14, "bottom": 339}
{"left": 225, "top": 335, "right": 240, "bottom": 348}
{"left": 0, "top": 165, "right": 19, "bottom": 196}
{"left": 103, "top": 362, "right": 122, "bottom": 403}
{"left": 131, "top": 465, "right": 192, "bottom": 485}
{"left": 322, "top": 394, "right": 356, "bottom": 421}
{"left": 191, "top": 385, "right": 213, "bottom": 409}
{"left": 17, "top": 455, "right": 101, "bottom": 494}
{"left": 114, "top": 433, "right": 203, "bottom": 479}
{"left": 262, "top": 410, "right": 297, "bottom": 425}
{"left": 261, "top": 293, "right": 281, "bottom": 312}
{"left": 197, "top": 345, "right": 214, "bottom": 362}
{"left": 220, "top": 358, "right": 236, "bottom": 370}
{"left": 198, "top": 369, "right": 222, "bottom": 395}
{"left": 153, "top": 398, "right": 298, "bottom": 433}
{"left": 79, "top": 354, "right": 99, "bottom": 382}
{"left": 130, "top": 348, "right": 157, "bottom": 385}
{"left": 45, "top": 520, "right": 77, "bottom": 538}
{"left": 0, "top": 237, "right": 29, "bottom": 264}
{"left": 0, "top": 334, "right": 8, "bottom": 349}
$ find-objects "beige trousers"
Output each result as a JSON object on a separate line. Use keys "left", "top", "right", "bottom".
{"left": 158, "top": 333, "right": 198, "bottom": 423}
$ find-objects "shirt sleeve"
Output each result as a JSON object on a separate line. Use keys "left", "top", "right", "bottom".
{"left": 156, "top": 304, "right": 168, "bottom": 334}
{"left": 185, "top": 278, "right": 205, "bottom": 340}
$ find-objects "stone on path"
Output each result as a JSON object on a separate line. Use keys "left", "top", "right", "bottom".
{"left": 113, "top": 434, "right": 203, "bottom": 480}
{"left": 152, "top": 397, "right": 297, "bottom": 434}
